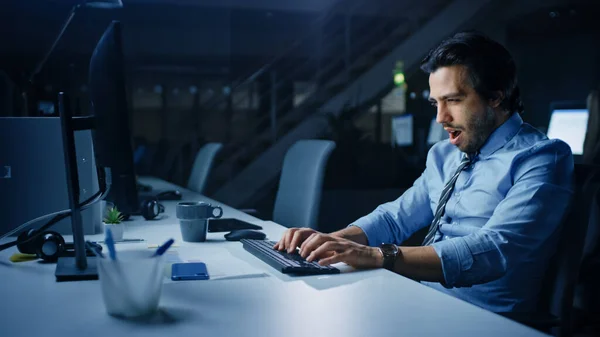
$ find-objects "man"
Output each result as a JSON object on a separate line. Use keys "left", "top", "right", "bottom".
{"left": 274, "top": 31, "right": 574, "bottom": 313}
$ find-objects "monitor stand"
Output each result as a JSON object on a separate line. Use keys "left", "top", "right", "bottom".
{"left": 56, "top": 256, "right": 98, "bottom": 281}
{"left": 54, "top": 91, "right": 101, "bottom": 282}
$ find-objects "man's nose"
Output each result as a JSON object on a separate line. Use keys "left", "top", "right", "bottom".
{"left": 436, "top": 104, "right": 452, "bottom": 124}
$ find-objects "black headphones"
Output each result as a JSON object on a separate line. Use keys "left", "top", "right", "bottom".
{"left": 17, "top": 229, "right": 68, "bottom": 262}
{"left": 140, "top": 198, "right": 165, "bottom": 220}
{"left": 16, "top": 229, "right": 102, "bottom": 262}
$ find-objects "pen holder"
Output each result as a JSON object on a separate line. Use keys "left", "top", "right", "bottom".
{"left": 97, "top": 250, "right": 166, "bottom": 318}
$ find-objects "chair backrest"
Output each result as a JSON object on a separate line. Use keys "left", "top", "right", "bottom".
{"left": 273, "top": 140, "right": 336, "bottom": 229}
{"left": 538, "top": 164, "right": 600, "bottom": 336}
{"left": 583, "top": 192, "right": 600, "bottom": 259}
{"left": 187, "top": 142, "right": 223, "bottom": 194}
{"left": 583, "top": 89, "right": 600, "bottom": 164}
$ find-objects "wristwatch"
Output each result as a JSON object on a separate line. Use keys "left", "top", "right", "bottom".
{"left": 378, "top": 243, "right": 399, "bottom": 271}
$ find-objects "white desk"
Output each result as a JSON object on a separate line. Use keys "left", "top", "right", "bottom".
{"left": 0, "top": 177, "right": 548, "bottom": 337}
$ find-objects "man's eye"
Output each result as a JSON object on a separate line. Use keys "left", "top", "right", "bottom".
{"left": 430, "top": 102, "right": 438, "bottom": 107}
{"left": 447, "top": 99, "right": 460, "bottom": 103}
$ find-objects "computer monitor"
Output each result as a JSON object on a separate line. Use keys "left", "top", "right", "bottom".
{"left": 391, "top": 114, "right": 413, "bottom": 146}
{"left": 88, "top": 20, "right": 139, "bottom": 215}
{"left": 38, "top": 101, "right": 56, "bottom": 115}
{"left": 427, "top": 118, "right": 448, "bottom": 145}
{"left": 546, "top": 101, "right": 588, "bottom": 156}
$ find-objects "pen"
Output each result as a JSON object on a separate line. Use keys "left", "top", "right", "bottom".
{"left": 105, "top": 228, "right": 117, "bottom": 260}
{"left": 152, "top": 238, "right": 175, "bottom": 257}
{"left": 98, "top": 238, "right": 145, "bottom": 244}
{"left": 85, "top": 241, "right": 104, "bottom": 258}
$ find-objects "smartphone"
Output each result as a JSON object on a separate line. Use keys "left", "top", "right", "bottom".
{"left": 171, "top": 262, "right": 209, "bottom": 281}
{"left": 207, "top": 218, "right": 263, "bottom": 233}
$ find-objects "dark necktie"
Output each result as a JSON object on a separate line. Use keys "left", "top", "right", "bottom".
{"left": 422, "top": 153, "right": 474, "bottom": 246}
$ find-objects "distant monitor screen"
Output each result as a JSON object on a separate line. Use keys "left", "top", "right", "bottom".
{"left": 391, "top": 114, "right": 413, "bottom": 146}
{"left": 546, "top": 108, "right": 588, "bottom": 155}
{"left": 38, "top": 101, "right": 55, "bottom": 115}
{"left": 428, "top": 118, "right": 449, "bottom": 145}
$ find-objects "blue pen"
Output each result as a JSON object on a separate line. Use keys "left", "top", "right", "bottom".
{"left": 152, "top": 238, "right": 175, "bottom": 257}
{"left": 105, "top": 228, "right": 117, "bottom": 260}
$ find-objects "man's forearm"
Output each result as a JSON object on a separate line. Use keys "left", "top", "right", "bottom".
{"left": 331, "top": 226, "right": 369, "bottom": 245}
{"left": 330, "top": 226, "right": 444, "bottom": 283}
{"left": 393, "top": 246, "right": 444, "bottom": 282}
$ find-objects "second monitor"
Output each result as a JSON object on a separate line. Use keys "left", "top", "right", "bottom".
{"left": 546, "top": 101, "right": 588, "bottom": 156}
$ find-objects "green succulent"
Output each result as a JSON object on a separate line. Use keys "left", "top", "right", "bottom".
{"left": 103, "top": 206, "right": 124, "bottom": 224}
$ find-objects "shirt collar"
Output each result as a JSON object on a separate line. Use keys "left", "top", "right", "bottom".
{"left": 478, "top": 112, "right": 523, "bottom": 158}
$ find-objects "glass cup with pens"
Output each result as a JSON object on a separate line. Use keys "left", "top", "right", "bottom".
{"left": 87, "top": 229, "right": 174, "bottom": 318}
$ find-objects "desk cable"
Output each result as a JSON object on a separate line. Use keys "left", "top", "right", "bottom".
{"left": 0, "top": 167, "right": 111, "bottom": 252}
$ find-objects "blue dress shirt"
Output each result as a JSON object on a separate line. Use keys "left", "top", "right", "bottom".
{"left": 351, "top": 113, "right": 574, "bottom": 312}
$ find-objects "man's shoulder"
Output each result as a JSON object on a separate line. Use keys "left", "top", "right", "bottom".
{"left": 510, "top": 123, "right": 573, "bottom": 160}
{"left": 507, "top": 124, "right": 574, "bottom": 183}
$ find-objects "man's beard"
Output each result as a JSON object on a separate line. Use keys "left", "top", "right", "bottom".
{"left": 460, "top": 107, "right": 497, "bottom": 154}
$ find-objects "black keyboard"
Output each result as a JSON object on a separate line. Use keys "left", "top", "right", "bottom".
{"left": 241, "top": 239, "right": 340, "bottom": 275}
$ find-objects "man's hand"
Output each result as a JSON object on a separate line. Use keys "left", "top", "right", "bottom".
{"left": 273, "top": 227, "right": 320, "bottom": 253}
{"left": 301, "top": 232, "right": 382, "bottom": 269}
{"left": 273, "top": 228, "right": 383, "bottom": 269}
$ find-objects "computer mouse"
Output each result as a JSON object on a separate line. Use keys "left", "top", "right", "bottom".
{"left": 156, "top": 190, "right": 182, "bottom": 200}
{"left": 224, "top": 229, "right": 266, "bottom": 241}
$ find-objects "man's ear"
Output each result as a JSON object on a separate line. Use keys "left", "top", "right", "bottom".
{"left": 489, "top": 91, "right": 504, "bottom": 108}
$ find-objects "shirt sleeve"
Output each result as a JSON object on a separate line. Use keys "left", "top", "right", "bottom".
{"left": 349, "top": 156, "right": 435, "bottom": 247}
{"left": 431, "top": 140, "right": 574, "bottom": 288}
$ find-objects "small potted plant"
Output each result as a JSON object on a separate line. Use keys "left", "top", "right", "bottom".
{"left": 103, "top": 206, "right": 125, "bottom": 241}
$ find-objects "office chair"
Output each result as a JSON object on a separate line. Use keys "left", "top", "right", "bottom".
{"left": 572, "top": 186, "right": 600, "bottom": 336}
{"left": 573, "top": 90, "right": 600, "bottom": 334}
{"left": 272, "top": 140, "right": 336, "bottom": 229}
{"left": 187, "top": 142, "right": 223, "bottom": 195}
{"left": 500, "top": 164, "right": 600, "bottom": 337}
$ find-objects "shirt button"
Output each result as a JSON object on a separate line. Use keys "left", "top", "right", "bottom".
{"left": 454, "top": 192, "right": 460, "bottom": 197}
{"left": 444, "top": 236, "right": 449, "bottom": 240}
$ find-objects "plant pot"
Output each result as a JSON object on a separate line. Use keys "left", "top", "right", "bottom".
{"left": 104, "top": 223, "right": 124, "bottom": 241}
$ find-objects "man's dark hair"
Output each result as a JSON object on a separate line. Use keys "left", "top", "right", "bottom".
{"left": 420, "top": 31, "right": 524, "bottom": 115}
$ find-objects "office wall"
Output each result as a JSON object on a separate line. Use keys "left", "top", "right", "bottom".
{"left": 0, "top": 3, "right": 316, "bottom": 58}
{"left": 508, "top": 33, "right": 600, "bottom": 129}
{"left": 493, "top": 2, "right": 600, "bottom": 129}
{"left": 123, "top": 0, "right": 337, "bottom": 13}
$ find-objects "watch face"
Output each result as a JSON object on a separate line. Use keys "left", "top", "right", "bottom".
{"left": 380, "top": 244, "right": 398, "bottom": 256}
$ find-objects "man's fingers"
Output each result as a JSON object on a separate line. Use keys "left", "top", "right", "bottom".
{"left": 282, "top": 228, "right": 299, "bottom": 251}
{"left": 318, "top": 252, "right": 347, "bottom": 266}
{"left": 299, "top": 233, "right": 317, "bottom": 252}
{"left": 300, "top": 233, "right": 328, "bottom": 258}
{"left": 275, "top": 229, "right": 294, "bottom": 251}
{"left": 306, "top": 241, "right": 341, "bottom": 262}
{"left": 275, "top": 236, "right": 284, "bottom": 250}
{"left": 288, "top": 229, "right": 312, "bottom": 253}
{"left": 273, "top": 238, "right": 286, "bottom": 250}
{"left": 273, "top": 236, "right": 284, "bottom": 250}
{"left": 301, "top": 233, "right": 344, "bottom": 258}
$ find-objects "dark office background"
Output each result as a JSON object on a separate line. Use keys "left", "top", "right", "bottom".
{"left": 1, "top": 0, "right": 599, "bottom": 230}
